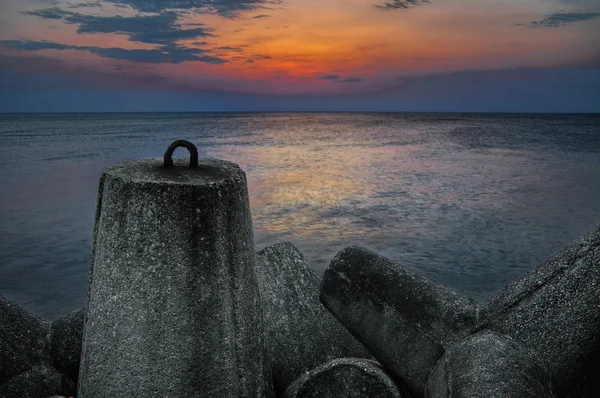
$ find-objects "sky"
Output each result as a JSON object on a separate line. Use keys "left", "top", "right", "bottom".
{"left": 0, "top": 0, "right": 599, "bottom": 112}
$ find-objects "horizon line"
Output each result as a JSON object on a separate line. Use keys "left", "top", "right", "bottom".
{"left": 1, "top": 111, "right": 599, "bottom": 115}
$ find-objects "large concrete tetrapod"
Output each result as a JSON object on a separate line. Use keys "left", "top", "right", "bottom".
{"left": 78, "top": 140, "right": 273, "bottom": 397}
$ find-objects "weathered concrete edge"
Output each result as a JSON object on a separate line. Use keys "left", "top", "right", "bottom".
{"left": 477, "top": 224, "right": 600, "bottom": 323}
{"left": 320, "top": 266, "right": 445, "bottom": 398}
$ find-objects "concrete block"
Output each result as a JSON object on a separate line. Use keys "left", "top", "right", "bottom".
{"left": 255, "top": 242, "right": 371, "bottom": 395}
{"left": 0, "top": 294, "right": 50, "bottom": 385}
{"left": 78, "top": 144, "right": 273, "bottom": 397}
{"left": 0, "top": 366, "right": 65, "bottom": 398}
{"left": 50, "top": 308, "right": 84, "bottom": 393}
{"left": 283, "top": 358, "right": 402, "bottom": 398}
{"left": 425, "top": 331, "right": 556, "bottom": 398}
{"left": 477, "top": 225, "right": 600, "bottom": 395}
{"left": 320, "top": 246, "right": 478, "bottom": 397}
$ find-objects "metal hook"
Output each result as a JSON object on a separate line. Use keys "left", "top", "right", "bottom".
{"left": 164, "top": 140, "right": 199, "bottom": 168}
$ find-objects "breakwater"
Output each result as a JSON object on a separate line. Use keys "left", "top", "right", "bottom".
{"left": 1, "top": 141, "right": 599, "bottom": 397}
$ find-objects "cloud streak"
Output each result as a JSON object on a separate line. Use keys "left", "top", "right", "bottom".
{"left": 21, "top": 6, "right": 228, "bottom": 64}
{"left": 319, "top": 74, "right": 362, "bottom": 83}
{"left": 68, "top": 1, "right": 103, "bottom": 8}
{"left": 105, "top": 0, "right": 280, "bottom": 18}
{"left": 0, "top": 40, "right": 226, "bottom": 64}
{"left": 24, "top": 8, "right": 215, "bottom": 46}
{"left": 339, "top": 77, "right": 362, "bottom": 83}
{"left": 374, "top": 0, "right": 429, "bottom": 10}
{"left": 530, "top": 12, "right": 600, "bottom": 28}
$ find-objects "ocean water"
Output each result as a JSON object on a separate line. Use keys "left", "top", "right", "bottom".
{"left": 0, "top": 112, "right": 599, "bottom": 321}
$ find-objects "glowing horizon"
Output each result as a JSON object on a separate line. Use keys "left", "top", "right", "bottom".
{"left": 1, "top": 0, "right": 599, "bottom": 112}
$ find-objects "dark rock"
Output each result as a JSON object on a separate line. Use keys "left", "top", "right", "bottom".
{"left": 0, "top": 294, "right": 50, "bottom": 385}
{"left": 283, "top": 358, "right": 402, "bottom": 398}
{"left": 50, "top": 308, "right": 84, "bottom": 393}
{"left": 78, "top": 156, "right": 273, "bottom": 397}
{"left": 565, "top": 349, "right": 600, "bottom": 398}
{"left": 425, "top": 330, "right": 556, "bottom": 398}
{"left": 255, "top": 242, "right": 372, "bottom": 396}
{"left": 477, "top": 225, "right": 600, "bottom": 395}
{"left": 320, "top": 246, "right": 477, "bottom": 397}
{"left": 0, "top": 366, "right": 64, "bottom": 398}
{"left": 58, "top": 376, "right": 76, "bottom": 397}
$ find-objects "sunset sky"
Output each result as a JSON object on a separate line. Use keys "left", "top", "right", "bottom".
{"left": 0, "top": 0, "right": 599, "bottom": 112}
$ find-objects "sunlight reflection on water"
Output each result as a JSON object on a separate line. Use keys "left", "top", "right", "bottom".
{"left": 1, "top": 112, "right": 599, "bottom": 320}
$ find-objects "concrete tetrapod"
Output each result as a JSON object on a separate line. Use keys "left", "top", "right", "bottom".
{"left": 0, "top": 295, "right": 81, "bottom": 397}
{"left": 425, "top": 330, "right": 556, "bottom": 398}
{"left": 283, "top": 358, "right": 402, "bottom": 398}
{"left": 255, "top": 242, "right": 371, "bottom": 396}
{"left": 476, "top": 224, "right": 600, "bottom": 396}
{"left": 319, "top": 246, "right": 478, "bottom": 398}
{"left": 0, "top": 365, "right": 67, "bottom": 398}
{"left": 78, "top": 141, "right": 273, "bottom": 397}
{"left": 50, "top": 308, "right": 84, "bottom": 392}
{"left": 320, "top": 225, "right": 600, "bottom": 397}
{"left": 0, "top": 294, "right": 50, "bottom": 386}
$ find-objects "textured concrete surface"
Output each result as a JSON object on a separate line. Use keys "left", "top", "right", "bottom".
{"left": 283, "top": 358, "right": 402, "bottom": 398}
{"left": 78, "top": 157, "right": 273, "bottom": 397}
{"left": 0, "top": 365, "right": 67, "bottom": 398}
{"left": 477, "top": 225, "right": 600, "bottom": 396}
{"left": 0, "top": 294, "right": 50, "bottom": 385}
{"left": 320, "top": 246, "right": 477, "bottom": 397}
{"left": 425, "top": 330, "right": 556, "bottom": 398}
{"left": 50, "top": 308, "right": 84, "bottom": 394}
{"left": 255, "top": 242, "right": 372, "bottom": 396}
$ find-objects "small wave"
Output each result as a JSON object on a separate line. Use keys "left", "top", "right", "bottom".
{"left": 42, "top": 153, "right": 98, "bottom": 161}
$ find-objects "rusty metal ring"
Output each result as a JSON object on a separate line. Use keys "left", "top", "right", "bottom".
{"left": 164, "top": 140, "right": 198, "bottom": 168}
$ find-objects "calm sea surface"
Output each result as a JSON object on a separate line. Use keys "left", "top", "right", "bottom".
{"left": 1, "top": 112, "right": 599, "bottom": 321}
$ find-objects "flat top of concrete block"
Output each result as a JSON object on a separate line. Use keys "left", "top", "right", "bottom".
{"left": 103, "top": 157, "right": 244, "bottom": 185}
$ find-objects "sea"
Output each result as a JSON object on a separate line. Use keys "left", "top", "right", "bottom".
{"left": 0, "top": 112, "right": 599, "bottom": 321}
